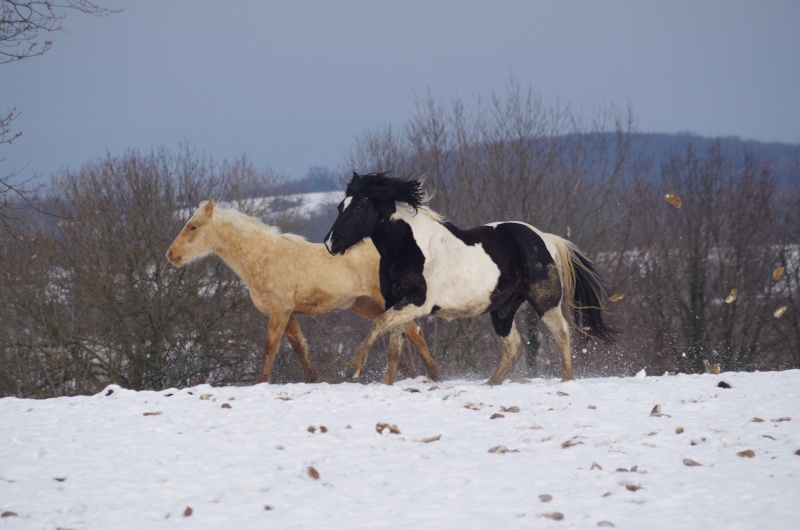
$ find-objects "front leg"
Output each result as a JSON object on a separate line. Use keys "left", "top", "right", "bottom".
{"left": 260, "top": 311, "right": 292, "bottom": 383}
{"left": 347, "top": 303, "right": 424, "bottom": 379}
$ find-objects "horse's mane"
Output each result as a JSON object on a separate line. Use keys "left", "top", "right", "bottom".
{"left": 348, "top": 172, "right": 430, "bottom": 211}
{"left": 210, "top": 204, "right": 307, "bottom": 243}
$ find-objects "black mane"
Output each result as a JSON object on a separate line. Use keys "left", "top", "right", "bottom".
{"left": 347, "top": 172, "right": 427, "bottom": 210}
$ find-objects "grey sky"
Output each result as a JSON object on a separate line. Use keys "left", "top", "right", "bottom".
{"left": 4, "top": 0, "right": 800, "bottom": 182}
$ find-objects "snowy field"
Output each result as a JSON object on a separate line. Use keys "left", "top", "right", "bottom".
{"left": 1, "top": 370, "right": 799, "bottom": 529}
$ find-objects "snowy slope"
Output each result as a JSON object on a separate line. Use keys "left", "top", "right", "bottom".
{"left": 1, "top": 370, "right": 799, "bottom": 529}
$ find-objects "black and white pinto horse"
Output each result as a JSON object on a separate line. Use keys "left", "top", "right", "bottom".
{"left": 325, "top": 172, "right": 614, "bottom": 385}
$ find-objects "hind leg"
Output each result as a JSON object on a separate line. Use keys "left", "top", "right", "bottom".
{"left": 487, "top": 301, "right": 524, "bottom": 386}
{"left": 284, "top": 315, "right": 319, "bottom": 383}
{"left": 541, "top": 304, "right": 573, "bottom": 381}
{"left": 486, "top": 320, "right": 522, "bottom": 386}
{"left": 527, "top": 264, "right": 573, "bottom": 381}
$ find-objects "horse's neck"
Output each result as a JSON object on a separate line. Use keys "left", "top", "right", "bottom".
{"left": 374, "top": 209, "right": 425, "bottom": 258}
{"left": 212, "top": 219, "right": 279, "bottom": 285}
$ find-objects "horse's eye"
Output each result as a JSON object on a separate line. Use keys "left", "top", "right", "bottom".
{"left": 189, "top": 225, "right": 197, "bottom": 231}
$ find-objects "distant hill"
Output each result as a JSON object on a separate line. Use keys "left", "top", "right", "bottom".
{"left": 634, "top": 132, "right": 798, "bottom": 169}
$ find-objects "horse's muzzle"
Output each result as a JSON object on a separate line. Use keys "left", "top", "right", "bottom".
{"left": 324, "top": 233, "right": 342, "bottom": 256}
{"left": 166, "top": 249, "right": 181, "bottom": 265}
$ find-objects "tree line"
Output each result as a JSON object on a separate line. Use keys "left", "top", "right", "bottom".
{"left": 2, "top": 84, "right": 798, "bottom": 398}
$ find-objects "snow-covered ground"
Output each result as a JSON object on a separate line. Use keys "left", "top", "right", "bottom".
{"left": 1, "top": 370, "right": 799, "bottom": 529}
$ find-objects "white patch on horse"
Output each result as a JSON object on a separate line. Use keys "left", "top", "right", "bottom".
{"left": 342, "top": 196, "right": 353, "bottom": 211}
{"left": 394, "top": 205, "right": 500, "bottom": 317}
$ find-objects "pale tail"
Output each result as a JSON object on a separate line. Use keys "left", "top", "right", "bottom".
{"left": 545, "top": 235, "right": 615, "bottom": 342}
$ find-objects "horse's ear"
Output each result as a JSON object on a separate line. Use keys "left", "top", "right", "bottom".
{"left": 204, "top": 198, "right": 215, "bottom": 215}
{"left": 351, "top": 172, "right": 360, "bottom": 184}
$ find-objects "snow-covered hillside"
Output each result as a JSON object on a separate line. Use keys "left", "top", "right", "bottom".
{"left": 1, "top": 370, "right": 799, "bottom": 529}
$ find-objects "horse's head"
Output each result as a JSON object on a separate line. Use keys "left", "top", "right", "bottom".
{"left": 325, "top": 172, "right": 428, "bottom": 256}
{"left": 166, "top": 199, "right": 217, "bottom": 266}
{"left": 324, "top": 173, "right": 381, "bottom": 256}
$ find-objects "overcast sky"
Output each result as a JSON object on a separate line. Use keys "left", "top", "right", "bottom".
{"left": 4, "top": 0, "right": 800, "bottom": 183}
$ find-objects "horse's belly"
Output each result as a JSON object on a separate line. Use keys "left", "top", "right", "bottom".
{"left": 423, "top": 254, "right": 498, "bottom": 318}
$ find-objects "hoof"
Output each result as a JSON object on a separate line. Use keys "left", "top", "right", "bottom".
{"left": 345, "top": 366, "right": 363, "bottom": 380}
{"left": 426, "top": 366, "right": 442, "bottom": 382}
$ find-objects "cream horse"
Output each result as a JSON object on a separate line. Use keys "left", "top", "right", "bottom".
{"left": 166, "top": 199, "right": 439, "bottom": 384}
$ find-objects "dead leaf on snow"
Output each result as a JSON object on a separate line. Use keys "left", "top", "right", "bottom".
{"left": 588, "top": 404, "right": 597, "bottom": 410}
{"left": 307, "top": 426, "right": 317, "bottom": 433}
{"left": 682, "top": 458, "right": 703, "bottom": 467}
{"left": 320, "top": 426, "right": 328, "bottom": 433}
{"left": 404, "top": 388, "right": 420, "bottom": 393}
{"left": 562, "top": 437, "right": 584, "bottom": 449}
{"left": 539, "top": 512, "right": 564, "bottom": 520}
{"left": 794, "top": 449, "right": 800, "bottom": 456}
{"left": 417, "top": 434, "right": 442, "bottom": 443}
{"left": 556, "top": 391, "right": 570, "bottom": 397}
{"left": 751, "top": 417, "right": 765, "bottom": 423}
{"left": 762, "top": 434, "right": 776, "bottom": 440}
{"left": 724, "top": 289, "right": 738, "bottom": 303}
{"left": 143, "top": 411, "right": 162, "bottom": 416}
{"left": 774, "top": 306, "right": 788, "bottom": 318}
{"left": 539, "top": 494, "right": 552, "bottom": 502}
{"left": 737, "top": 450, "right": 755, "bottom": 458}
{"left": 591, "top": 461, "right": 603, "bottom": 470}
{"left": 664, "top": 193, "right": 682, "bottom": 208}
{"left": 307, "top": 466, "right": 320, "bottom": 480}
{"left": 183, "top": 506, "right": 193, "bottom": 517}
{"left": 771, "top": 417, "right": 791, "bottom": 422}
{"left": 1, "top": 511, "right": 18, "bottom": 518}
{"left": 773, "top": 266, "right": 785, "bottom": 280}
{"left": 464, "top": 403, "right": 482, "bottom": 411}
{"left": 488, "top": 445, "right": 518, "bottom": 454}
{"left": 490, "top": 413, "right": 505, "bottom": 420}
{"left": 500, "top": 406, "right": 520, "bottom": 413}
{"left": 650, "top": 404, "right": 671, "bottom": 417}
{"left": 54, "top": 477, "right": 66, "bottom": 482}
{"left": 199, "top": 394, "right": 213, "bottom": 400}
{"left": 675, "top": 427, "right": 685, "bottom": 434}
{"left": 221, "top": 403, "right": 232, "bottom": 409}
{"left": 624, "top": 484, "right": 642, "bottom": 492}
{"left": 376, "top": 423, "right": 401, "bottom": 435}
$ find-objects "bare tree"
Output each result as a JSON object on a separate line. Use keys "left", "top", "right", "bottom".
{"left": 0, "top": 146, "right": 298, "bottom": 397}
{"left": 1, "top": 0, "right": 117, "bottom": 64}
{"left": 1, "top": 0, "right": 119, "bottom": 231}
